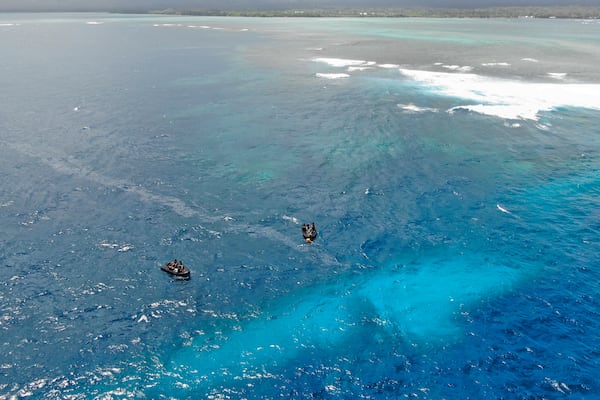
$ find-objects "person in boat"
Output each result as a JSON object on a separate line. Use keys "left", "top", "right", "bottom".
{"left": 168, "top": 259, "right": 179, "bottom": 272}
{"left": 302, "top": 222, "right": 317, "bottom": 243}
{"left": 162, "top": 259, "right": 190, "bottom": 277}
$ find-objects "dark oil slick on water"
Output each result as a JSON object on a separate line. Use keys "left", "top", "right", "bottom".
{"left": 1, "top": 14, "right": 600, "bottom": 399}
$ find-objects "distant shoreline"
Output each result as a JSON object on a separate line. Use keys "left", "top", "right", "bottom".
{"left": 144, "top": 7, "right": 600, "bottom": 19}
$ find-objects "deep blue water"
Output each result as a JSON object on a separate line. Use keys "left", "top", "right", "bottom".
{"left": 1, "top": 14, "right": 600, "bottom": 399}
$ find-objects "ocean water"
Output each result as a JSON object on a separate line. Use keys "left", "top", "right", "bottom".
{"left": 1, "top": 13, "right": 600, "bottom": 399}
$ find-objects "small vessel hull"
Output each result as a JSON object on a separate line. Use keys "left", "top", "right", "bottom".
{"left": 161, "top": 265, "right": 190, "bottom": 279}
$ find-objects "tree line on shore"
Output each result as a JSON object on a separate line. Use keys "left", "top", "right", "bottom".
{"left": 147, "top": 6, "right": 600, "bottom": 19}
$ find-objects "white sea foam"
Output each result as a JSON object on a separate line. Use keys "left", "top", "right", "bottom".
{"left": 313, "top": 57, "right": 368, "bottom": 68}
{"left": 137, "top": 315, "right": 149, "bottom": 323}
{"left": 316, "top": 73, "right": 350, "bottom": 79}
{"left": 98, "top": 242, "right": 120, "bottom": 249}
{"left": 442, "top": 64, "right": 473, "bottom": 72}
{"left": 313, "top": 57, "right": 386, "bottom": 77}
{"left": 397, "top": 103, "right": 439, "bottom": 113}
{"left": 85, "top": 21, "right": 104, "bottom": 25}
{"left": 315, "top": 57, "right": 401, "bottom": 74}
{"left": 548, "top": 72, "right": 567, "bottom": 80}
{"left": 496, "top": 204, "right": 511, "bottom": 214}
{"left": 481, "top": 62, "right": 510, "bottom": 67}
{"left": 449, "top": 104, "right": 541, "bottom": 120}
{"left": 521, "top": 57, "right": 539, "bottom": 63}
{"left": 186, "top": 25, "right": 218, "bottom": 29}
{"left": 282, "top": 215, "right": 299, "bottom": 224}
{"left": 348, "top": 66, "right": 374, "bottom": 72}
{"left": 399, "top": 68, "right": 600, "bottom": 121}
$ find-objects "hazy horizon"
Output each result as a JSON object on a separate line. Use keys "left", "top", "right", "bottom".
{"left": 2, "top": 0, "right": 600, "bottom": 12}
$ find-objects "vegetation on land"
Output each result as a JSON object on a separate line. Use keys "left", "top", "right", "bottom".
{"left": 146, "top": 7, "right": 600, "bottom": 19}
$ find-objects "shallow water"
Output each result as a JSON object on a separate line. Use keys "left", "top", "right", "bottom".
{"left": 1, "top": 13, "right": 600, "bottom": 399}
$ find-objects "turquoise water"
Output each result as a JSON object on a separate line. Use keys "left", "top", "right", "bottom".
{"left": 1, "top": 14, "right": 600, "bottom": 398}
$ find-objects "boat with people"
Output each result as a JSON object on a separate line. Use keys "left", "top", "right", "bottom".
{"left": 302, "top": 222, "right": 317, "bottom": 243}
{"left": 161, "top": 259, "right": 190, "bottom": 279}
